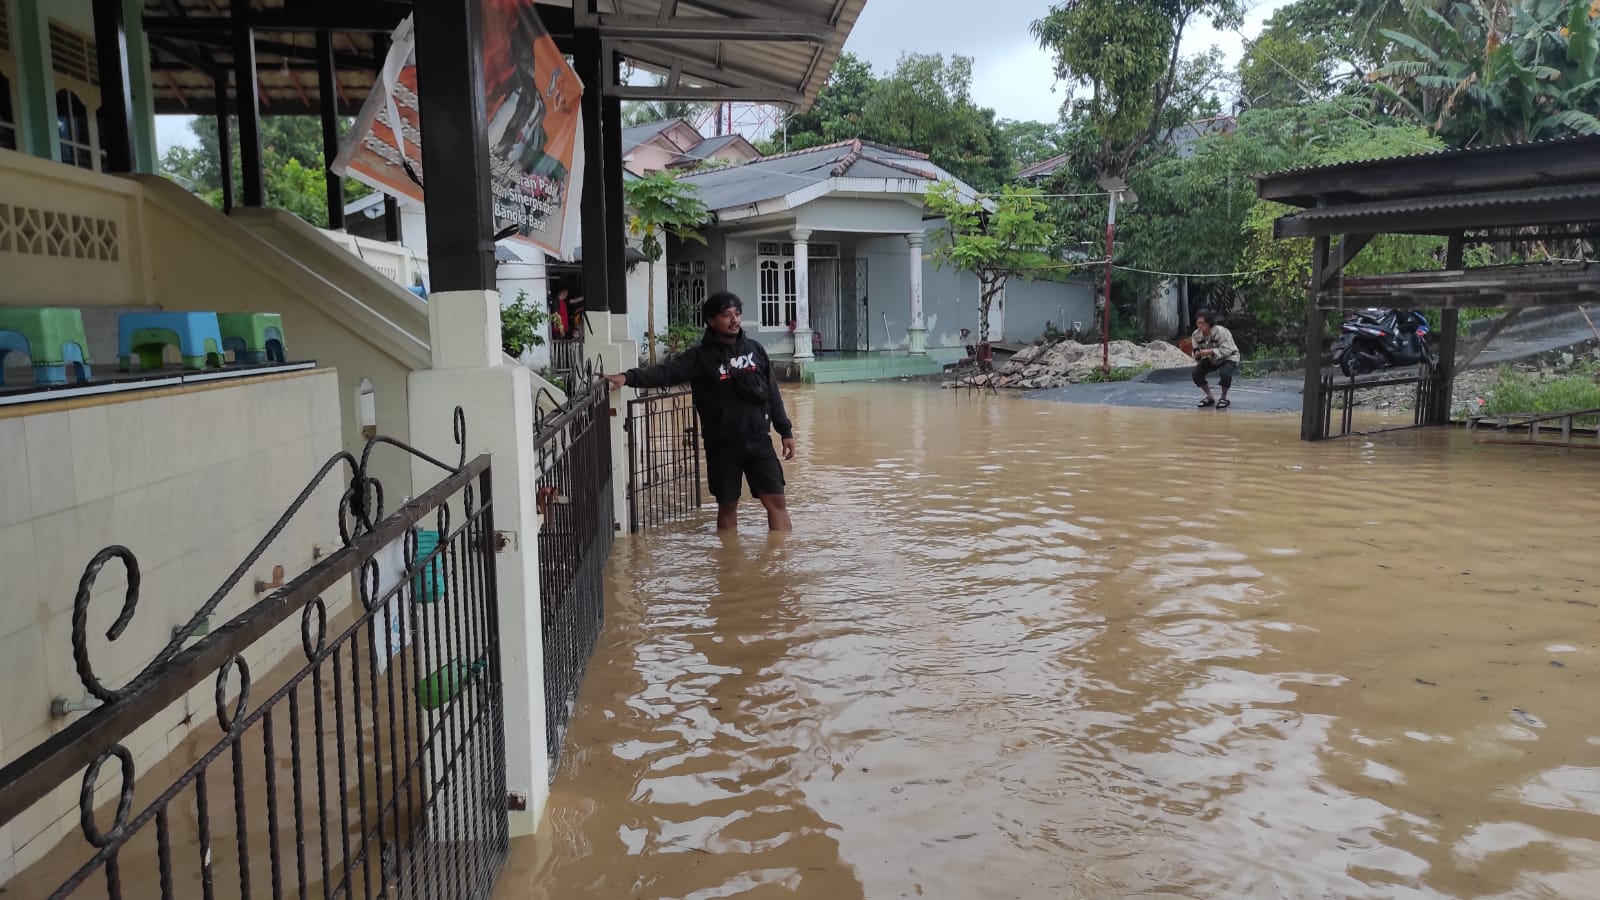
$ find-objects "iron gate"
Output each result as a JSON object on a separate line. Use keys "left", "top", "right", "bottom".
{"left": 624, "top": 386, "right": 703, "bottom": 532}
{"left": 533, "top": 366, "right": 615, "bottom": 766}
{"left": 0, "top": 409, "right": 507, "bottom": 899}
{"left": 810, "top": 258, "right": 869, "bottom": 351}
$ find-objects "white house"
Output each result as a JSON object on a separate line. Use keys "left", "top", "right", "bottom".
{"left": 667, "top": 139, "right": 1096, "bottom": 381}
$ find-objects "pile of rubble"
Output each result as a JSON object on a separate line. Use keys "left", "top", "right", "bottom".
{"left": 945, "top": 338, "right": 1196, "bottom": 390}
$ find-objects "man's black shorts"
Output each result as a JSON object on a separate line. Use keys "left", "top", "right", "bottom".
{"left": 705, "top": 438, "right": 785, "bottom": 504}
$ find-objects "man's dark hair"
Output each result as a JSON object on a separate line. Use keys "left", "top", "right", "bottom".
{"left": 702, "top": 291, "right": 743, "bottom": 324}
{"left": 1196, "top": 309, "right": 1217, "bottom": 327}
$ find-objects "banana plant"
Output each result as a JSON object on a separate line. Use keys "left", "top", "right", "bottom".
{"left": 1372, "top": 0, "right": 1600, "bottom": 146}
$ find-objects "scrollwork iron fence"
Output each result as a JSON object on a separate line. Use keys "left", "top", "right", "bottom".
{"left": 532, "top": 360, "right": 615, "bottom": 770}
{"left": 0, "top": 409, "right": 507, "bottom": 899}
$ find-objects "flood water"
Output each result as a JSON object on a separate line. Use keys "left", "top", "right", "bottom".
{"left": 497, "top": 384, "right": 1599, "bottom": 899}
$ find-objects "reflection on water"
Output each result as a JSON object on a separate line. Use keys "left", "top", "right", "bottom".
{"left": 496, "top": 385, "right": 1600, "bottom": 899}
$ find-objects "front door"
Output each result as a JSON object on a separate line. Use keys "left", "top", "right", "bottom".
{"left": 809, "top": 258, "right": 841, "bottom": 350}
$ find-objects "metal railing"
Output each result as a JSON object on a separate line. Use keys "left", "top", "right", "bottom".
{"left": 0, "top": 410, "right": 507, "bottom": 900}
{"left": 1320, "top": 368, "right": 1440, "bottom": 438}
{"left": 533, "top": 364, "right": 615, "bottom": 769}
{"left": 548, "top": 339, "right": 584, "bottom": 391}
{"left": 624, "top": 387, "right": 703, "bottom": 532}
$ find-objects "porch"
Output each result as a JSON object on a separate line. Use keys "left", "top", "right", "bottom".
{"left": 1, "top": 0, "right": 865, "bottom": 897}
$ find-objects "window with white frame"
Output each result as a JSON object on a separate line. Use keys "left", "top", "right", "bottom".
{"left": 668, "top": 260, "right": 708, "bottom": 328}
{"left": 757, "top": 240, "right": 837, "bottom": 328}
{"left": 57, "top": 89, "right": 94, "bottom": 170}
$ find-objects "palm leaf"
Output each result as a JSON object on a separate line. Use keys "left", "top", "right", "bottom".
{"left": 1537, "top": 109, "right": 1600, "bottom": 135}
{"left": 1415, "top": 7, "right": 1468, "bottom": 57}
{"left": 1381, "top": 28, "right": 1445, "bottom": 63}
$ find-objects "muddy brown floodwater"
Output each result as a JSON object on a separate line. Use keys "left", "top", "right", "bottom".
{"left": 496, "top": 384, "right": 1599, "bottom": 900}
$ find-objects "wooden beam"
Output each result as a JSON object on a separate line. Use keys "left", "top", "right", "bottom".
{"left": 1454, "top": 308, "right": 1522, "bottom": 372}
{"left": 317, "top": 29, "right": 345, "bottom": 230}
{"left": 215, "top": 69, "right": 234, "bottom": 213}
{"left": 232, "top": 0, "right": 264, "bottom": 207}
{"left": 413, "top": 0, "right": 496, "bottom": 290}
{"left": 1317, "top": 233, "right": 1375, "bottom": 292}
{"left": 1302, "top": 234, "right": 1332, "bottom": 441}
{"left": 93, "top": 0, "right": 137, "bottom": 173}
{"left": 597, "top": 14, "right": 831, "bottom": 42}
{"left": 606, "top": 83, "right": 805, "bottom": 105}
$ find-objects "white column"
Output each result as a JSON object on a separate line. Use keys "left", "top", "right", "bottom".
{"left": 407, "top": 289, "right": 549, "bottom": 834}
{"left": 907, "top": 230, "right": 927, "bottom": 355}
{"left": 790, "top": 227, "right": 814, "bottom": 360}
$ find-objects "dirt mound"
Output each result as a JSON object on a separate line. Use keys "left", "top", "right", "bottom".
{"left": 993, "top": 338, "right": 1195, "bottom": 389}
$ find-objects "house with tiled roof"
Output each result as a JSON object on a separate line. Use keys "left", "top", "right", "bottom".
{"left": 666, "top": 139, "right": 1094, "bottom": 381}
{"left": 621, "top": 118, "right": 761, "bottom": 176}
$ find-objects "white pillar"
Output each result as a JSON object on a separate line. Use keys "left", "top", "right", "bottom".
{"left": 597, "top": 312, "right": 637, "bottom": 530}
{"left": 406, "top": 289, "right": 549, "bottom": 834}
{"left": 907, "top": 230, "right": 927, "bottom": 355}
{"left": 790, "top": 227, "right": 814, "bottom": 360}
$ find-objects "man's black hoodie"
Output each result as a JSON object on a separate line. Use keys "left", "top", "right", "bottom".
{"left": 621, "top": 329, "right": 793, "bottom": 445}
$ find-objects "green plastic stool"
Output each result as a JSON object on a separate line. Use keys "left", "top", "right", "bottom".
{"left": 218, "top": 312, "right": 286, "bottom": 364}
{"left": 0, "top": 307, "right": 92, "bottom": 385}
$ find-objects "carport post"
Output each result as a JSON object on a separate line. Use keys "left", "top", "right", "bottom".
{"left": 1301, "top": 235, "right": 1331, "bottom": 441}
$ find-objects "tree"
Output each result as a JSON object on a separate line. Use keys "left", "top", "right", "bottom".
{"left": 763, "top": 52, "right": 1013, "bottom": 191}
{"left": 924, "top": 180, "right": 1056, "bottom": 342}
{"left": 1237, "top": 0, "right": 1418, "bottom": 108}
{"left": 620, "top": 75, "right": 714, "bottom": 127}
{"left": 1030, "top": 0, "right": 1244, "bottom": 177}
{"left": 1372, "top": 0, "right": 1600, "bottom": 147}
{"left": 159, "top": 115, "right": 371, "bottom": 227}
{"left": 624, "top": 171, "right": 710, "bottom": 363}
{"left": 771, "top": 52, "right": 876, "bottom": 152}
{"left": 859, "top": 53, "right": 1013, "bottom": 191}
{"left": 996, "top": 118, "right": 1072, "bottom": 172}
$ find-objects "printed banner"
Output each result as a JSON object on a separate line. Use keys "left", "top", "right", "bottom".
{"left": 332, "top": 0, "right": 585, "bottom": 260}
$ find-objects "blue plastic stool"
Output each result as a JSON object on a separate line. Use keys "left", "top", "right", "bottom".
{"left": 412, "top": 530, "right": 447, "bottom": 603}
{"left": 118, "top": 311, "right": 225, "bottom": 371}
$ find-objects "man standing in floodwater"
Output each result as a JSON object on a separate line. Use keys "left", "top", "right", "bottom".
{"left": 1191, "top": 309, "right": 1240, "bottom": 409}
{"left": 605, "top": 291, "right": 796, "bottom": 531}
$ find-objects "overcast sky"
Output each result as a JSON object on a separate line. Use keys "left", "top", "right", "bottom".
{"left": 841, "top": 0, "right": 1291, "bottom": 123}
{"left": 155, "top": 0, "right": 1291, "bottom": 154}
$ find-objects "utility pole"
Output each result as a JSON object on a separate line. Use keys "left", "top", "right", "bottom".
{"left": 1095, "top": 175, "right": 1135, "bottom": 374}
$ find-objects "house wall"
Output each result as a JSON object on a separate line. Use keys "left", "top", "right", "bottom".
{"left": 624, "top": 141, "right": 682, "bottom": 176}
{"left": 794, "top": 196, "right": 926, "bottom": 234}
{"left": 0, "top": 369, "right": 348, "bottom": 881}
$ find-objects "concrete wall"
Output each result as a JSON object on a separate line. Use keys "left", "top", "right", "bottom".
{"left": 1001, "top": 278, "right": 1098, "bottom": 344}
{"left": 0, "top": 153, "right": 433, "bottom": 497}
{"left": 0, "top": 369, "right": 347, "bottom": 880}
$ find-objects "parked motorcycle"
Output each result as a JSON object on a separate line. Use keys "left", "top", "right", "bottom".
{"left": 1332, "top": 308, "right": 1437, "bottom": 377}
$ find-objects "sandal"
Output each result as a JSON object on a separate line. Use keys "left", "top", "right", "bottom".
{"left": 1197, "top": 397, "right": 1216, "bottom": 408}
{"left": 1216, "top": 398, "right": 1231, "bottom": 409}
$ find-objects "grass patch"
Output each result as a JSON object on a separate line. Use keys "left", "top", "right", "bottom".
{"left": 1079, "top": 364, "right": 1151, "bottom": 383}
{"left": 1480, "top": 363, "right": 1600, "bottom": 421}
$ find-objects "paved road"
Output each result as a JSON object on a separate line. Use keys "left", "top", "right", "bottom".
{"left": 1027, "top": 374, "right": 1305, "bottom": 412}
{"left": 1025, "top": 308, "right": 1600, "bottom": 412}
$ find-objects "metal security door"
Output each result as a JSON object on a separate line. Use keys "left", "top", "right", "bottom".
{"left": 838, "top": 258, "right": 869, "bottom": 351}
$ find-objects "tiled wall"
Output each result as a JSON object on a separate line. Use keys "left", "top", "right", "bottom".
{"left": 0, "top": 369, "right": 346, "bottom": 879}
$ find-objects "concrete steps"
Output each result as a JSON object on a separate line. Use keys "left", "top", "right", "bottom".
{"left": 784, "top": 351, "right": 961, "bottom": 384}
